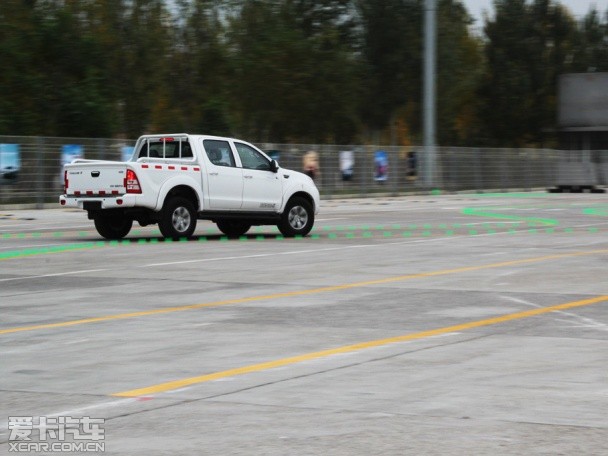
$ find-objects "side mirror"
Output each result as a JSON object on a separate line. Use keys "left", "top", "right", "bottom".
{"left": 269, "top": 159, "right": 279, "bottom": 173}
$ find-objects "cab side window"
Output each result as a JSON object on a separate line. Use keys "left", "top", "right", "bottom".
{"left": 235, "top": 143, "right": 270, "bottom": 171}
{"left": 203, "top": 140, "right": 236, "bottom": 167}
{"left": 137, "top": 140, "right": 193, "bottom": 159}
{"left": 138, "top": 144, "right": 162, "bottom": 158}
{"left": 181, "top": 143, "right": 193, "bottom": 158}
{"left": 138, "top": 143, "right": 150, "bottom": 158}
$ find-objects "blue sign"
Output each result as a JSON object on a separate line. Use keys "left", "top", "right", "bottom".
{"left": 0, "top": 144, "right": 20, "bottom": 184}
{"left": 61, "top": 145, "right": 84, "bottom": 183}
{"left": 62, "top": 144, "right": 84, "bottom": 167}
{"left": 122, "top": 146, "right": 135, "bottom": 162}
{"left": 374, "top": 150, "right": 388, "bottom": 182}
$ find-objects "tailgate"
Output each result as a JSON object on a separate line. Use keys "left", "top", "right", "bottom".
{"left": 65, "top": 161, "right": 126, "bottom": 196}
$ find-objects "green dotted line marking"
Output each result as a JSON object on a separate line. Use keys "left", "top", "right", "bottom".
{"left": 0, "top": 222, "right": 527, "bottom": 239}
{"left": 2, "top": 224, "right": 603, "bottom": 245}
{"left": 0, "top": 242, "right": 104, "bottom": 260}
{"left": 1, "top": 224, "right": 604, "bottom": 261}
{"left": 461, "top": 207, "right": 559, "bottom": 226}
{"left": 583, "top": 207, "right": 608, "bottom": 217}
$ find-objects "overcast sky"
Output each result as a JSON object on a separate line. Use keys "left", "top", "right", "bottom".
{"left": 463, "top": 0, "right": 608, "bottom": 24}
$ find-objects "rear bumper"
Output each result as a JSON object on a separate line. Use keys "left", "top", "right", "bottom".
{"left": 59, "top": 194, "right": 139, "bottom": 210}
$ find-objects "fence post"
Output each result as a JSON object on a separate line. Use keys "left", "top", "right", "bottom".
{"left": 36, "top": 136, "right": 44, "bottom": 209}
{"left": 500, "top": 149, "right": 508, "bottom": 192}
{"left": 98, "top": 138, "right": 106, "bottom": 160}
{"left": 474, "top": 148, "right": 482, "bottom": 192}
{"left": 524, "top": 149, "right": 532, "bottom": 191}
{"left": 391, "top": 147, "right": 398, "bottom": 195}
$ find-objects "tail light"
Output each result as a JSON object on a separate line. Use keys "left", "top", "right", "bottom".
{"left": 63, "top": 170, "right": 68, "bottom": 194}
{"left": 125, "top": 169, "right": 142, "bottom": 194}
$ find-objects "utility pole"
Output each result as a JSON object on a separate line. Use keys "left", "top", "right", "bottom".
{"left": 423, "top": 0, "right": 437, "bottom": 188}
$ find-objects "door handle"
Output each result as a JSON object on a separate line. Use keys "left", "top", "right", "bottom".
{"left": 209, "top": 172, "right": 219, "bottom": 176}
{"left": 244, "top": 175, "right": 253, "bottom": 179}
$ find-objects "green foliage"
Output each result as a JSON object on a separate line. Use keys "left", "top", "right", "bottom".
{"left": 570, "top": 8, "right": 608, "bottom": 72}
{"left": 357, "top": 0, "right": 483, "bottom": 146}
{"left": 479, "top": 0, "right": 578, "bottom": 146}
{"left": 226, "top": 0, "right": 360, "bottom": 142}
{"left": 436, "top": 0, "right": 484, "bottom": 146}
{"left": 0, "top": 0, "right": 46, "bottom": 135}
{"left": 0, "top": 0, "right": 606, "bottom": 147}
{"left": 358, "top": 0, "right": 422, "bottom": 132}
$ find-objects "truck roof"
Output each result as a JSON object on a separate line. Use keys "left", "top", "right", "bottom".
{"left": 137, "top": 133, "right": 238, "bottom": 141}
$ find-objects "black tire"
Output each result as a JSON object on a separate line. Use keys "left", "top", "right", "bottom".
{"left": 158, "top": 197, "right": 197, "bottom": 239}
{"left": 216, "top": 221, "right": 251, "bottom": 238}
{"left": 278, "top": 196, "right": 314, "bottom": 237}
{"left": 94, "top": 215, "right": 133, "bottom": 239}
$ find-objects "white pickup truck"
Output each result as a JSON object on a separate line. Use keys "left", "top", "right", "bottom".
{"left": 60, "top": 134, "right": 320, "bottom": 239}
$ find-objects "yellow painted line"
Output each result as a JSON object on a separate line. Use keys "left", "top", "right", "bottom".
{"left": 113, "top": 294, "right": 608, "bottom": 397}
{"left": 2, "top": 248, "right": 608, "bottom": 336}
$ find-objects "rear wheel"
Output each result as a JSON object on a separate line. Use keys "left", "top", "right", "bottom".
{"left": 216, "top": 221, "right": 251, "bottom": 238}
{"left": 159, "top": 197, "right": 197, "bottom": 239}
{"left": 278, "top": 196, "right": 314, "bottom": 237}
{"left": 94, "top": 214, "right": 133, "bottom": 239}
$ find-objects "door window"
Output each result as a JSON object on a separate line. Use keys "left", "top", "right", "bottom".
{"left": 203, "top": 140, "right": 236, "bottom": 167}
{"left": 234, "top": 143, "right": 271, "bottom": 171}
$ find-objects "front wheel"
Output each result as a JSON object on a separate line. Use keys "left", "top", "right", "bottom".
{"left": 94, "top": 215, "right": 133, "bottom": 239}
{"left": 159, "top": 197, "right": 197, "bottom": 239}
{"left": 216, "top": 221, "right": 251, "bottom": 238}
{"left": 278, "top": 197, "right": 314, "bottom": 237}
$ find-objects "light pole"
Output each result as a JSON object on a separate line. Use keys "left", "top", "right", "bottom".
{"left": 423, "top": 0, "right": 437, "bottom": 188}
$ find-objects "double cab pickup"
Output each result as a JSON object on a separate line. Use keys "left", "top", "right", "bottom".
{"left": 60, "top": 134, "right": 320, "bottom": 239}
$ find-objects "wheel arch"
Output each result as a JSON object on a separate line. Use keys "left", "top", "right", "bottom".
{"left": 159, "top": 183, "right": 201, "bottom": 212}
{"left": 282, "top": 191, "right": 315, "bottom": 213}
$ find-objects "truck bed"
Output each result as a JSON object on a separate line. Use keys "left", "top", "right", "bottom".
{"left": 65, "top": 160, "right": 127, "bottom": 196}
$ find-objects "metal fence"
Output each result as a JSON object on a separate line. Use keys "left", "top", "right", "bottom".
{"left": 1, "top": 135, "right": 607, "bottom": 208}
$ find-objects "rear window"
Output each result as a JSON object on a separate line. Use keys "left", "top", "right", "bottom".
{"left": 137, "top": 139, "right": 193, "bottom": 159}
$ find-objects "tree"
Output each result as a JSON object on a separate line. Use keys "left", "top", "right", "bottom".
{"left": 569, "top": 8, "right": 608, "bottom": 73}
{"left": 0, "top": 0, "right": 46, "bottom": 135}
{"left": 0, "top": 0, "right": 589, "bottom": 146}
{"left": 479, "top": 0, "right": 578, "bottom": 146}
{"left": 291, "top": 0, "right": 358, "bottom": 47}
{"left": 116, "top": 0, "right": 172, "bottom": 137}
{"left": 436, "top": 0, "right": 484, "bottom": 145}
{"left": 358, "top": 0, "right": 422, "bottom": 137}
{"left": 153, "top": 0, "right": 232, "bottom": 135}
{"left": 358, "top": 0, "right": 482, "bottom": 146}
{"left": 227, "top": 0, "right": 360, "bottom": 143}
{"left": 35, "top": 1, "right": 115, "bottom": 137}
